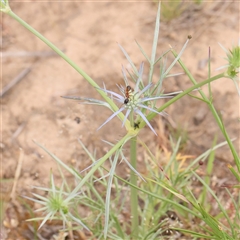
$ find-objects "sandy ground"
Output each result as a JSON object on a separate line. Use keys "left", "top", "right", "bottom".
{"left": 1, "top": 1, "right": 239, "bottom": 239}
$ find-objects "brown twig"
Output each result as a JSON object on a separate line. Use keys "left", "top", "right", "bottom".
{"left": 0, "top": 67, "right": 31, "bottom": 97}
{"left": 1, "top": 50, "right": 58, "bottom": 58}
{"left": 11, "top": 122, "right": 26, "bottom": 142}
{"left": 10, "top": 148, "right": 24, "bottom": 201}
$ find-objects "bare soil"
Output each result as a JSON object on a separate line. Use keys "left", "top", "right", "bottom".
{"left": 1, "top": 1, "right": 239, "bottom": 239}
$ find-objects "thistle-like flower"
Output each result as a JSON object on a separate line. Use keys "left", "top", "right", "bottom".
{"left": 97, "top": 62, "right": 172, "bottom": 135}
{"left": 23, "top": 172, "right": 89, "bottom": 231}
{"left": 0, "top": 0, "right": 10, "bottom": 13}
{"left": 218, "top": 43, "right": 240, "bottom": 96}
{"left": 226, "top": 45, "right": 240, "bottom": 78}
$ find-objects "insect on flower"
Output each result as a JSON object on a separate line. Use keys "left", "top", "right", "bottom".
{"left": 95, "top": 63, "right": 176, "bottom": 135}
{"left": 124, "top": 85, "right": 133, "bottom": 104}
{"left": 62, "top": 62, "right": 175, "bottom": 135}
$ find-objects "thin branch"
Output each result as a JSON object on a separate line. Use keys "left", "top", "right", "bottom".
{"left": 1, "top": 67, "right": 31, "bottom": 97}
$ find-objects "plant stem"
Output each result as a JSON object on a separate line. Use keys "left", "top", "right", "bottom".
{"left": 145, "top": 70, "right": 239, "bottom": 170}
{"left": 128, "top": 111, "right": 139, "bottom": 237}
{"left": 6, "top": 10, "right": 126, "bottom": 123}
{"left": 145, "top": 73, "right": 224, "bottom": 122}
{"left": 172, "top": 52, "right": 240, "bottom": 171}
{"left": 70, "top": 133, "right": 134, "bottom": 198}
{"left": 130, "top": 135, "right": 138, "bottom": 237}
{"left": 36, "top": 132, "right": 135, "bottom": 199}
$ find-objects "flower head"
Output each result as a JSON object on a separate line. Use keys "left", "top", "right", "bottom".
{"left": 226, "top": 46, "right": 240, "bottom": 78}
{"left": 23, "top": 172, "right": 89, "bottom": 231}
{"left": 98, "top": 63, "right": 173, "bottom": 135}
{"left": 218, "top": 43, "right": 240, "bottom": 96}
{"left": 0, "top": 0, "right": 10, "bottom": 13}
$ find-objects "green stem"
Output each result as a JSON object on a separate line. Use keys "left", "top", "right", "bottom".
{"left": 145, "top": 73, "right": 224, "bottom": 123}
{"left": 208, "top": 47, "right": 212, "bottom": 101}
{"left": 130, "top": 136, "right": 138, "bottom": 238}
{"left": 144, "top": 71, "right": 239, "bottom": 170}
{"left": 148, "top": 2, "right": 160, "bottom": 85}
{"left": 68, "top": 132, "right": 134, "bottom": 198}
{"left": 172, "top": 52, "right": 240, "bottom": 172}
{"left": 6, "top": 10, "right": 126, "bottom": 123}
{"left": 129, "top": 111, "right": 139, "bottom": 237}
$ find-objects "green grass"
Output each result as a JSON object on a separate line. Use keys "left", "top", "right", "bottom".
{"left": 1, "top": 1, "right": 239, "bottom": 239}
